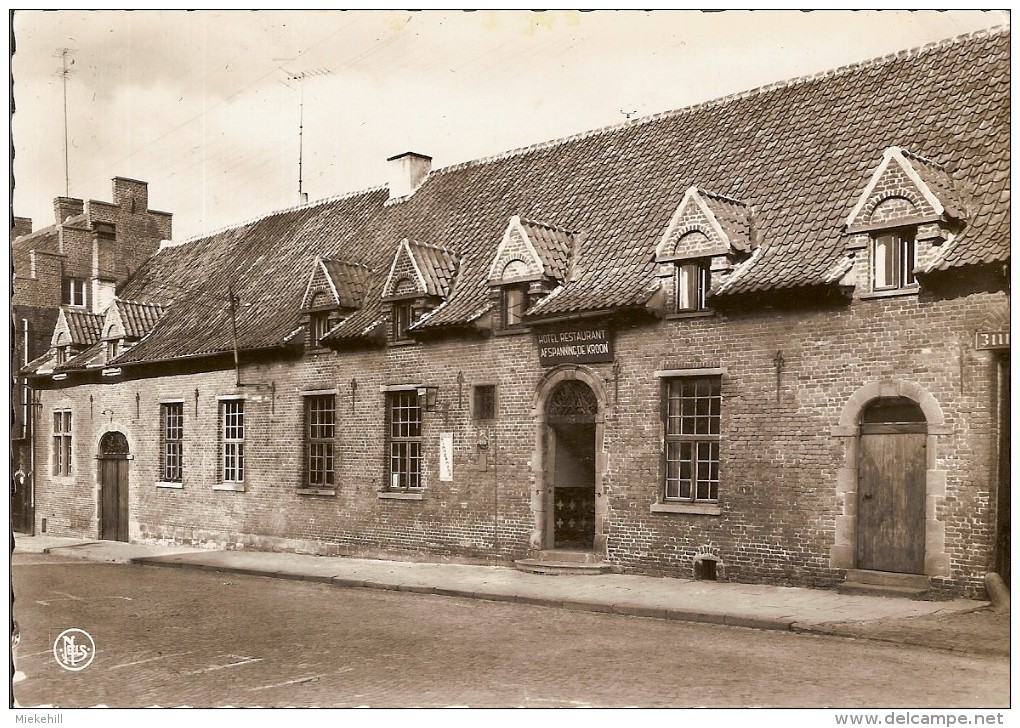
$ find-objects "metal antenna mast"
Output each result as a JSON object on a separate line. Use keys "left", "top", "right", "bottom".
{"left": 54, "top": 48, "right": 75, "bottom": 196}
{"left": 282, "top": 68, "right": 331, "bottom": 205}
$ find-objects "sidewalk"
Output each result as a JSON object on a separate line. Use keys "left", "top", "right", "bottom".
{"left": 13, "top": 534, "right": 1007, "bottom": 655}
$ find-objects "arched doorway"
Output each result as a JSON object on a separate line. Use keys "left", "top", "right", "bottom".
{"left": 857, "top": 397, "right": 927, "bottom": 573}
{"left": 99, "top": 431, "right": 130, "bottom": 542}
{"left": 544, "top": 380, "right": 598, "bottom": 550}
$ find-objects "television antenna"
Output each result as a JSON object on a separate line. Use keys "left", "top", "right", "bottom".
{"left": 281, "top": 68, "right": 332, "bottom": 205}
{"left": 54, "top": 48, "right": 76, "bottom": 196}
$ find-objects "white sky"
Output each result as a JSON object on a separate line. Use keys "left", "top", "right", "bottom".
{"left": 10, "top": 9, "right": 1009, "bottom": 242}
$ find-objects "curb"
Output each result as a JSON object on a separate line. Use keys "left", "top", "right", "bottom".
{"left": 133, "top": 557, "right": 799, "bottom": 634}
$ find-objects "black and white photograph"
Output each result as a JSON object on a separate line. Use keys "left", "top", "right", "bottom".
{"left": 9, "top": 9, "right": 1010, "bottom": 717}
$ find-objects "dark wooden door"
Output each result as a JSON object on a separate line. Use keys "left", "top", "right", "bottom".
{"left": 100, "top": 457, "right": 129, "bottom": 542}
{"left": 857, "top": 424, "right": 926, "bottom": 573}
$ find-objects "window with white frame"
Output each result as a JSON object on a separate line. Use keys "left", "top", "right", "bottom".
{"left": 872, "top": 229, "right": 917, "bottom": 291}
{"left": 663, "top": 377, "right": 721, "bottom": 502}
{"left": 310, "top": 311, "right": 331, "bottom": 347}
{"left": 392, "top": 301, "right": 414, "bottom": 340}
{"left": 52, "top": 409, "right": 72, "bottom": 476}
{"left": 501, "top": 285, "right": 529, "bottom": 327}
{"left": 675, "top": 261, "right": 709, "bottom": 312}
{"left": 387, "top": 390, "right": 422, "bottom": 490}
{"left": 305, "top": 394, "right": 336, "bottom": 487}
{"left": 221, "top": 399, "right": 245, "bottom": 483}
{"left": 161, "top": 402, "right": 184, "bottom": 482}
{"left": 61, "top": 277, "right": 87, "bottom": 307}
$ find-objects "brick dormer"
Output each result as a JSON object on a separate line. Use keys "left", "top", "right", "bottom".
{"left": 654, "top": 187, "right": 754, "bottom": 315}
{"left": 844, "top": 147, "right": 967, "bottom": 297}
{"left": 300, "top": 257, "right": 373, "bottom": 349}
{"left": 51, "top": 307, "right": 103, "bottom": 365}
{"left": 100, "top": 298, "right": 165, "bottom": 362}
{"left": 486, "top": 216, "right": 576, "bottom": 331}
{"left": 381, "top": 239, "right": 458, "bottom": 342}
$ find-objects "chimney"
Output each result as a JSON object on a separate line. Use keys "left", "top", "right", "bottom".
{"left": 387, "top": 152, "right": 432, "bottom": 200}
{"left": 12, "top": 216, "right": 32, "bottom": 239}
{"left": 54, "top": 197, "right": 84, "bottom": 224}
{"left": 112, "top": 177, "right": 149, "bottom": 214}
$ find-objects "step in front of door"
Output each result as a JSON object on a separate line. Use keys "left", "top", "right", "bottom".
{"left": 839, "top": 569, "right": 930, "bottom": 598}
{"left": 514, "top": 559, "right": 611, "bottom": 576}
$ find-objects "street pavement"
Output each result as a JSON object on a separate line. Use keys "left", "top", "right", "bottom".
{"left": 12, "top": 534, "right": 1006, "bottom": 654}
{"left": 11, "top": 553, "right": 1009, "bottom": 707}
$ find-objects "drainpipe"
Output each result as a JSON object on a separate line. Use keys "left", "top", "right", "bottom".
{"left": 492, "top": 428, "right": 499, "bottom": 563}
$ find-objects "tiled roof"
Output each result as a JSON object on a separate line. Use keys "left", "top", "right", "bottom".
{"left": 700, "top": 190, "right": 753, "bottom": 253}
{"left": 114, "top": 299, "right": 166, "bottom": 340}
{"left": 407, "top": 240, "right": 459, "bottom": 298}
{"left": 63, "top": 309, "right": 104, "bottom": 346}
{"left": 321, "top": 259, "right": 374, "bottom": 309}
{"left": 901, "top": 150, "right": 968, "bottom": 221}
{"left": 520, "top": 218, "right": 575, "bottom": 281}
{"left": 91, "top": 27, "right": 1005, "bottom": 365}
{"left": 58, "top": 341, "right": 106, "bottom": 371}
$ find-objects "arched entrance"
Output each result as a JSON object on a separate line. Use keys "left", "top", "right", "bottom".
{"left": 544, "top": 380, "right": 598, "bottom": 550}
{"left": 856, "top": 397, "right": 927, "bottom": 573}
{"left": 98, "top": 431, "right": 130, "bottom": 542}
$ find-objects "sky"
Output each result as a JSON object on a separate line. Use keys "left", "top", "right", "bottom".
{"left": 9, "top": 9, "right": 1009, "bottom": 242}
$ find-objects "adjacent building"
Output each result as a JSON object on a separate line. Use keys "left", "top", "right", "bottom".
{"left": 12, "top": 177, "right": 172, "bottom": 532}
{"left": 22, "top": 29, "right": 1009, "bottom": 597}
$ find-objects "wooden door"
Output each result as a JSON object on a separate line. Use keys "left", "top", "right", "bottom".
{"left": 857, "top": 423, "right": 926, "bottom": 573}
{"left": 99, "top": 432, "right": 130, "bottom": 542}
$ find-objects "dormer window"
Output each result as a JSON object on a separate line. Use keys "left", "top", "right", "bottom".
{"left": 501, "top": 284, "right": 529, "bottom": 327}
{"left": 872, "top": 229, "right": 917, "bottom": 292}
{"left": 380, "top": 239, "right": 459, "bottom": 343}
{"left": 654, "top": 188, "right": 754, "bottom": 316}
{"left": 675, "top": 261, "right": 709, "bottom": 312}
{"left": 392, "top": 300, "right": 414, "bottom": 340}
{"left": 310, "top": 311, "right": 331, "bottom": 346}
{"left": 106, "top": 340, "right": 120, "bottom": 361}
{"left": 61, "top": 277, "right": 87, "bottom": 307}
{"left": 55, "top": 346, "right": 68, "bottom": 365}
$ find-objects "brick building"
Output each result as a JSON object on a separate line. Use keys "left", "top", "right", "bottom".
{"left": 12, "top": 177, "right": 172, "bottom": 532}
{"left": 23, "top": 30, "right": 1009, "bottom": 597}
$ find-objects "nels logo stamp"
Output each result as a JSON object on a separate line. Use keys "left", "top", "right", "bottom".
{"left": 53, "top": 628, "right": 96, "bottom": 671}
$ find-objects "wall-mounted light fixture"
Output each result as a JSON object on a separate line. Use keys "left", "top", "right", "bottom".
{"left": 417, "top": 386, "right": 439, "bottom": 411}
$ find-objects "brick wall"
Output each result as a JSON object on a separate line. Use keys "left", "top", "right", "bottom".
{"left": 32, "top": 282, "right": 1005, "bottom": 597}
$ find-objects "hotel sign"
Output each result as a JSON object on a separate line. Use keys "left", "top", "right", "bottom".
{"left": 536, "top": 326, "right": 614, "bottom": 366}
{"left": 975, "top": 331, "right": 1010, "bottom": 350}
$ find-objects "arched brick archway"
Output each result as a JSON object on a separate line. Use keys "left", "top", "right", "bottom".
{"left": 830, "top": 379, "right": 952, "bottom": 576}
{"left": 531, "top": 365, "right": 609, "bottom": 557}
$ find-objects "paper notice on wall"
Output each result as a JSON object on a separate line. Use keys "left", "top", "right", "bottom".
{"left": 439, "top": 432, "right": 454, "bottom": 482}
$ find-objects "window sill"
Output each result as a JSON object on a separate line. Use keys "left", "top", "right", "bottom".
{"left": 297, "top": 487, "right": 336, "bottom": 496}
{"left": 377, "top": 491, "right": 424, "bottom": 501}
{"left": 155, "top": 481, "right": 183, "bottom": 490}
{"left": 651, "top": 501, "right": 721, "bottom": 516}
{"left": 213, "top": 483, "right": 245, "bottom": 492}
{"left": 389, "top": 338, "right": 417, "bottom": 347}
{"left": 493, "top": 327, "right": 531, "bottom": 336}
{"left": 859, "top": 287, "right": 919, "bottom": 300}
{"left": 664, "top": 310, "right": 714, "bottom": 320}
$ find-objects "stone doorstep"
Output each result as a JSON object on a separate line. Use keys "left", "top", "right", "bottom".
{"left": 839, "top": 569, "right": 930, "bottom": 599}
{"left": 514, "top": 560, "right": 612, "bottom": 575}
{"left": 845, "top": 569, "right": 929, "bottom": 589}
